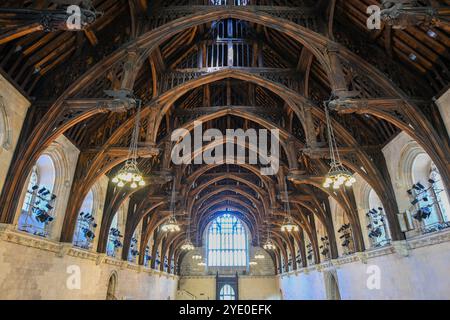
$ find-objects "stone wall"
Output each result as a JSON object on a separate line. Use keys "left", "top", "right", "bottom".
{"left": 0, "top": 225, "right": 178, "bottom": 300}
{"left": 0, "top": 72, "right": 31, "bottom": 194}
{"left": 238, "top": 276, "right": 281, "bottom": 300}
{"left": 435, "top": 88, "right": 450, "bottom": 138}
{"left": 177, "top": 275, "right": 281, "bottom": 300}
{"left": 279, "top": 230, "right": 450, "bottom": 300}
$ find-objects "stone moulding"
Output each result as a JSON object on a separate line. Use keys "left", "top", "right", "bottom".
{"left": 0, "top": 225, "right": 179, "bottom": 280}
{"left": 279, "top": 229, "right": 450, "bottom": 277}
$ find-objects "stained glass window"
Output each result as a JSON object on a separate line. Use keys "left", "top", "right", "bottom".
{"left": 219, "top": 284, "right": 236, "bottom": 300}
{"left": 207, "top": 214, "right": 247, "bottom": 267}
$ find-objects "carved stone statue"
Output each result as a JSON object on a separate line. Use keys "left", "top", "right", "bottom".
{"left": 380, "top": 0, "right": 449, "bottom": 29}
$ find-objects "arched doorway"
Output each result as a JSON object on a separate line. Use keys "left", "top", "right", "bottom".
{"left": 325, "top": 272, "right": 341, "bottom": 300}
{"left": 106, "top": 272, "right": 118, "bottom": 300}
{"left": 219, "top": 284, "right": 236, "bottom": 300}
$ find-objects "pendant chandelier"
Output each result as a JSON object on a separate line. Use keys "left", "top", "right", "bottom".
{"left": 322, "top": 100, "right": 356, "bottom": 189}
{"left": 263, "top": 226, "right": 276, "bottom": 250}
{"left": 181, "top": 212, "right": 194, "bottom": 251}
{"left": 112, "top": 99, "right": 145, "bottom": 189}
{"left": 181, "top": 241, "right": 195, "bottom": 251}
{"left": 192, "top": 254, "right": 202, "bottom": 260}
{"left": 263, "top": 239, "right": 276, "bottom": 250}
{"left": 281, "top": 177, "right": 299, "bottom": 232}
{"left": 249, "top": 261, "right": 258, "bottom": 266}
{"left": 161, "top": 180, "right": 181, "bottom": 232}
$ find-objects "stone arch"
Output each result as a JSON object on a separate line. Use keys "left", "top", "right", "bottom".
{"left": 398, "top": 140, "right": 426, "bottom": 189}
{"left": 106, "top": 271, "right": 118, "bottom": 300}
{"left": 324, "top": 271, "right": 341, "bottom": 300}
{"left": 15, "top": 140, "right": 71, "bottom": 240}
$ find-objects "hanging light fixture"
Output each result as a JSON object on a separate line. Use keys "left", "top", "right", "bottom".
{"left": 181, "top": 212, "right": 195, "bottom": 251}
{"left": 263, "top": 239, "right": 276, "bottom": 250}
{"left": 249, "top": 261, "right": 258, "bottom": 266}
{"left": 181, "top": 241, "right": 195, "bottom": 251}
{"left": 281, "top": 176, "right": 299, "bottom": 233}
{"left": 197, "top": 261, "right": 206, "bottom": 266}
{"left": 281, "top": 216, "right": 300, "bottom": 232}
{"left": 322, "top": 99, "right": 356, "bottom": 189}
{"left": 192, "top": 254, "right": 202, "bottom": 260}
{"left": 161, "top": 180, "right": 181, "bottom": 232}
{"left": 263, "top": 225, "right": 276, "bottom": 250}
{"left": 112, "top": 99, "right": 146, "bottom": 188}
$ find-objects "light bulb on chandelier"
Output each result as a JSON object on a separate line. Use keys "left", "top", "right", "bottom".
{"left": 161, "top": 181, "right": 181, "bottom": 233}
{"left": 322, "top": 166, "right": 356, "bottom": 189}
{"left": 322, "top": 98, "right": 356, "bottom": 190}
{"left": 280, "top": 177, "right": 299, "bottom": 233}
{"left": 181, "top": 240, "right": 195, "bottom": 251}
{"left": 161, "top": 216, "right": 181, "bottom": 233}
{"left": 263, "top": 239, "right": 276, "bottom": 250}
{"left": 281, "top": 218, "right": 300, "bottom": 232}
{"left": 112, "top": 160, "right": 146, "bottom": 189}
{"left": 112, "top": 98, "right": 146, "bottom": 189}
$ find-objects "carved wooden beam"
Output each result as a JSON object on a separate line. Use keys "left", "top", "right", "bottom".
{"left": 0, "top": 7, "right": 98, "bottom": 42}
{"left": 380, "top": 1, "right": 450, "bottom": 29}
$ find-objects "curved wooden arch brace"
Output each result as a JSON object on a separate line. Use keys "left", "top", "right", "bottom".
{"left": 57, "top": 69, "right": 312, "bottom": 242}
{"left": 338, "top": 50, "right": 450, "bottom": 190}
{"left": 292, "top": 179, "right": 365, "bottom": 253}
{"left": 194, "top": 197, "right": 259, "bottom": 242}
{"left": 120, "top": 199, "right": 169, "bottom": 261}
{"left": 0, "top": 7, "right": 334, "bottom": 224}
{"left": 193, "top": 193, "right": 263, "bottom": 234}
{"left": 190, "top": 185, "right": 268, "bottom": 223}
{"left": 185, "top": 162, "right": 274, "bottom": 189}
{"left": 96, "top": 183, "right": 136, "bottom": 253}
{"left": 290, "top": 199, "right": 338, "bottom": 259}
{"left": 174, "top": 135, "right": 289, "bottom": 172}
{"left": 38, "top": 68, "right": 385, "bottom": 248}
{"left": 270, "top": 208, "right": 319, "bottom": 264}
{"left": 194, "top": 190, "right": 262, "bottom": 221}
{"left": 0, "top": 47, "right": 143, "bottom": 222}
{"left": 188, "top": 172, "right": 267, "bottom": 203}
{"left": 150, "top": 68, "right": 315, "bottom": 144}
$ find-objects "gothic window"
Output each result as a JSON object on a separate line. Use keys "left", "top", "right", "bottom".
{"left": 73, "top": 190, "right": 96, "bottom": 250}
{"left": 18, "top": 155, "right": 56, "bottom": 237}
{"left": 366, "top": 189, "right": 390, "bottom": 247}
{"left": 106, "top": 213, "right": 122, "bottom": 257}
{"left": 410, "top": 154, "right": 450, "bottom": 231}
{"left": 219, "top": 284, "right": 236, "bottom": 300}
{"left": 207, "top": 214, "right": 248, "bottom": 267}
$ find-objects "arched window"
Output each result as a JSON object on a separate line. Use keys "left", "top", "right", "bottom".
{"left": 18, "top": 155, "right": 56, "bottom": 237}
{"left": 410, "top": 154, "right": 450, "bottom": 231}
{"left": 73, "top": 190, "right": 97, "bottom": 250}
{"left": 219, "top": 284, "right": 236, "bottom": 300}
{"left": 128, "top": 229, "right": 140, "bottom": 263}
{"left": 106, "top": 213, "right": 122, "bottom": 257}
{"left": 106, "top": 273, "right": 117, "bottom": 300}
{"left": 207, "top": 214, "right": 248, "bottom": 267}
{"left": 429, "top": 163, "right": 450, "bottom": 222}
{"left": 325, "top": 272, "right": 341, "bottom": 300}
{"left": 367, "top": 189, "right": 390, "bottom": 247}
